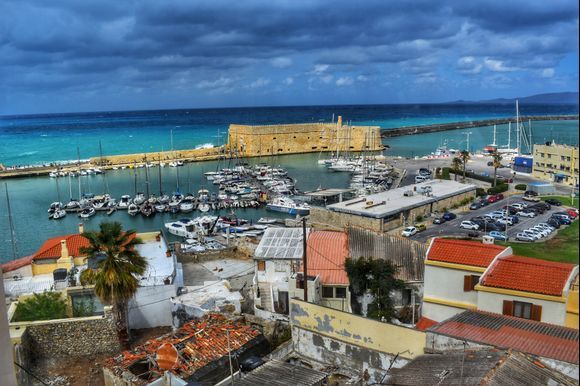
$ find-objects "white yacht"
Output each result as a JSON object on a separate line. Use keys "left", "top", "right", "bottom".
{"left": 266, "top": 197, "right": 310, "bottom": 215}
{"left": 179, "top": 199, "right": 194, "bottom": 213}
{"left": 118, "top": 195, "right": 131, "bottom": 209}
{"left": 128, "top": 203, "right": 140, "bottom": 216}
{"left": 133, "top": 193, "right": 146, "bottom": 205}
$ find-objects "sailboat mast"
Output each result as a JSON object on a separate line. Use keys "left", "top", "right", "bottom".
{"left": 492, "top": 125, "right": 497, "bottom": 146}
{"left": 5, "top": 184, "right": 19, "bottom": 260}
{"left": 133, "top": 161, "right": 137, "bottom": 196}
{"left": 99, "top": 141, "right": 108, "bottom": 194}
{"left": 77, "top": 147, "right": 82, "bottom": 198}
{"left": 144, "top": 155, "right": 150, "bottom": 198}
{"left": 158, "top": 155, "right": 163, "bottom": 195}
{"left": 68, "top": 173, "right": 73, "bottom": 200}
{"left": 507, "top": 122, "right": 511, "bottom": 149}
{"left": 516, "top": 100, "right": 521, "bottom": 155}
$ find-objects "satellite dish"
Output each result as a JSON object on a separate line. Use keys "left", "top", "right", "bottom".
{"left": 156, "top": 343, "right": 180, "bottom": 370}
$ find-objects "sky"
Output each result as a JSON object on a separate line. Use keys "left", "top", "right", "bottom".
{"left": 0, "top": 0, "right": 578, "bottom": 115}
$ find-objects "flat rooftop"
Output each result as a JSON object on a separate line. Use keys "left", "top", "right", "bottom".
{"left": 135, "top": 232, "right": 175, "bottom": 286}
{"left": 327, "top": 179, "right": 476, "bottom": 219}
{"left": 304, "top": 188, "right": 356, "bottom": 198}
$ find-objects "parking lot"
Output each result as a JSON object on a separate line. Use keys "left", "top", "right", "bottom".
{"left": 408, "top": 194, "right": 569, "bottom": 243}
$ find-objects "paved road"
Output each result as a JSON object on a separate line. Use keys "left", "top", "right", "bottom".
{"left": 408, "top": 195, "right": 565, "bottom": 243}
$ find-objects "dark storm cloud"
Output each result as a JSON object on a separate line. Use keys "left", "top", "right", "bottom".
{"left": 0, "top": 0, "right": 577, "bottom": 113}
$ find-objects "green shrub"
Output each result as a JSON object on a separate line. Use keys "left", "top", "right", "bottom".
{"left": 440, "top": 167, "right": 450, "bottom": 180}
{"left": 13, "top": 292, "right": 67, "bottom": 322}
{"left": 72, "top": 297, "right": 96, "bottom": 317}
{"left": 514, "top": 184, "right": 527, "bottom": 191}
{"left": 487, "top": 183, "right": 509, "bottom": 194}
{"left": 476, "top": 188, "right": 487, "bottom": 197}
{"left": 416, "top": 215, "right": 423, "bottom": 222}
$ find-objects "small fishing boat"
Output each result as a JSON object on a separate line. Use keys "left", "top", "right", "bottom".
{"left": 133, "top": 193, "right": 146, "bottom": 205}
{"left": 266, "top": 197, "right": 310, "bottom": 216}
{"left": 198, "top": 203, "right": 210, "bottom": 212}
{"left": 180, "top": 199, "right": 194, "bottom": 213}
{"left": 141, "top": 203, "right": 154, "bottom": 217}
{"left": 257, "top": 217, "right": 278, "bottom": 224}
{"left": 52, "top": 209, "right": 67, "bottom": 220}
{"left": 155, "top": 203, "right": 167, "bottom": 213}
{"left": 128, "top": 203, "right": 140, "bottom": 216}
{"left": 118, "top": 195, "right": 131, "bottom": 209}
{"left": 79, "top": 207, "right": 96, "bottom": 218}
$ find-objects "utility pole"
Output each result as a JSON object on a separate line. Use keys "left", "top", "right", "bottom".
{"left": 302, "top": 217, "right": 308, "bottom": 303}
{"left": 226, "top": 329, "right": 234, "bottom": 386}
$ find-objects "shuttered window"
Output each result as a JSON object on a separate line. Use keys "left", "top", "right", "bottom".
{"left": 503, "top": 300, "right": 542, "bottom": 321}
{"left": 257, "top": 261, "right": 266, "bottom": 271}
{"left": 463, "top": 275, "right": 480, "bottom": 292}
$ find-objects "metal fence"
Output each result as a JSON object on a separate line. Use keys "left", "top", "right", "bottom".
{"left": 347, "top": 226, "right": 427, "bottom": 282}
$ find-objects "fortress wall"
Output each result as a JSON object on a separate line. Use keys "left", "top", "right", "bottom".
{"left": 227, "top": 123, "right": 383, "bottom": 157}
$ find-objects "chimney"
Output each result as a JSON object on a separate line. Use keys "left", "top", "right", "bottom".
{"left": 337, "top": 115, "right": 343, "bottom": 127}
{"left": 78, "top": 223, "right": 84, "bottom": 234}
{"left": 60, "top": 239, "right": 70, "bottom": 260}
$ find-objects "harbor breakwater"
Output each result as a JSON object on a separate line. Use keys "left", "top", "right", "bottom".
{"left": 380, "top": 115, "right": 579, "bottom": 138}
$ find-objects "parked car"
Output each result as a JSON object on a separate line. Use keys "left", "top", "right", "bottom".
{"left": 517, "top": 210, "right": 536, "bottom": 218}
{"left": 467, "top": 231, "right": 480, "bottom": 238}
{"left": 494, "top": 193, "right": 505, "bottom": 201}
{"left": 531, "top": 226, "right": 550, "bottom": 237}
{"left": 515, "top": 233, "right": 534, "bottom": 242}
{"left": 511, "top": 203, "right": 527, "bottom": 210}
{"left": 528, "top": 205, "right": 546, "bottom": 214}
{"left": 563, "top": 209, "right": 578, "bottom": 219}
{"left": 469, "top": 202, "right": 482, "bottom": 210}
{"left": 547, "top": 218, "right": 561, "bottom": 229}
{"left": 442, "top": 212, "right": 457, "bottom": 221}
{"left": 493, "top": 222, "right": 507, "bottom": 231}
{"left": 501, "top": 205, "right": 518, "bottom": 215}
{"left": 524, "top": 190, "right": 538, "bottom": 196}
{"left": 523, "top": 195, "right": 541, "bottom": 202}
{"left": 553, "top": 212, "right": 571, "bottom": 220}
{"left": 551, "top": 215, "right": 571, "bottom": 225}
{"left": 489, "top": 211, "right": 505, "bottom": 220}
{"left": 418, "top": 168, "right": 432, "bottom": 177}
{"left": 487, "top": 195, "right": 499, "bottom": 204}
{"left": 415, "top": 175, "right": 430, "bottom": 183}
{"left": 460, "top": 221, "right": 479, "bottom": 230}
{"left": 401, "top": 227, "right": 417, "bottom": 237}
{"left": 416, "top": 224, "right": 427, "bottom": 232}
{"left": 536, "top": 223, "right": 555, "bottom": 232}
{"left": 545, "top": 198, "right": 562, "bottom": 206}
{"left": 433, "top": 217, "right": 446, "bottom": 224}
{"left": 489, "top": 231, "right": 509, "bottom": 241}
{"left": 522, "top": 229, "right": 542, "bottom": 240}
{"left": 509, "top": 215, "right": 520, "bottom": 224}
{"left": 496, "top": 217, "right": 514, "bottom": 226}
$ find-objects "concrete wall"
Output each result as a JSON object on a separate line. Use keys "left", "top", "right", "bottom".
{"left": 228, "top": 123, "right": 382, "bottom": 157}
{"left": 290, "top": 300, "right": 426, "bottom": 383}
{"left": 477, "top": 290, "right": 567, "bottom": 326}
{"left": 421, "top": 302, "right": 467, "bottom": 324}
{"left": 310, "top": 207, "right": 384, "bottom": 232}
{"left": 128, "top": 284, "right": 177, "bottom": 329}
{"left": 256, "top": 259, "right": 297, "bottom": 289}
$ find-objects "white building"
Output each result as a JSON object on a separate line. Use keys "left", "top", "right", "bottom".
{"left": 253, "top": 227, "right": 308, "bottom": 318}
{"left": 420, "top": 238, "right": 578, "bottom": 329}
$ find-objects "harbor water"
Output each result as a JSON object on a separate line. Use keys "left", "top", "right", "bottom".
{"left": 1, "top": 103, "right": 578, "bottom": 262}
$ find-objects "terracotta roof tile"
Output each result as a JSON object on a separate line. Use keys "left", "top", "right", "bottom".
{"left": 427, "top": 238, "right": 506, "bottom": 268}
{"left": 481, "top": 255, "right": 577, "bottom": 296}
{"left": 429, "top": 310, "right": 579, "bottom": 364}
{"left": 301, "top": 231, "right": 349, "bottom": 285}
{"left": 33, "top": 234, "right": 90, "bottom": 260}
{"left": 105, "top": 313, "right": 263, "bottom": 385}
{"left": 0, "top": 255, "right": 33, "bottom": 273}
{"left": 415, "top": 316, "right": 438, "bottom": 331}
{"left": 32, "top": 232, "right": 136, "bottom": 260}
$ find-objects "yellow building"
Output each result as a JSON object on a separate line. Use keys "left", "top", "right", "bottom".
{"left": 532, "top": 141, "right": 579, "bottom": 186}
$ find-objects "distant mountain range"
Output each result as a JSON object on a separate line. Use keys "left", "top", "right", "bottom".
{"left": 449, "top": 92, "right": 579, "bottom": 105}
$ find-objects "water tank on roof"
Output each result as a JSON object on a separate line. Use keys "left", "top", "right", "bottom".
{"left": 53, "top": 268, "right": 67, "bottom": 282}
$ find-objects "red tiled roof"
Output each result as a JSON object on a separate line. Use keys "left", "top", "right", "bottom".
{"left": 480, "top": 255, "right": 577, "bottom": 296}
{"left": 429, "top": 310, "right": 579, "bottom": 364}
{"left": 427, "top": 238, "right": 506, "bottom": 268}
{"left": 32, "top": 232, "right": 137, "bottom": 260}
{"left": 0, "top": 255, "right": 33, "bottom": 273}
{"left": 33, "top": 234, "right": 90, "bottom": 260}
{"left": 415, "top": 317, "right": 438, "bottom": 331}
{"left": 301, "top": 231, "right": 349, "bottom": 285}
{"left": 105, "top": 313, "right": 263, "bottom": 383}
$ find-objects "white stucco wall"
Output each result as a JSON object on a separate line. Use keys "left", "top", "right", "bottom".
{"left": 423, "top": 265, "right": 480, "bottom": 322}
{"left": 422, "top": 301, "right": 467, "bottom": 323}
{"left": 477, "top": 290, "right": 567, "bottom": 326}
{"left": 128, "top": 284, "right": 177, "bottom": 329}
{"left": 255, "top": 259, "right": 298, "bottom": 285}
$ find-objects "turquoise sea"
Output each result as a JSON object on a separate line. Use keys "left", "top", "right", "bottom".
{"left": 1, "top": 103, "right": 578, "bottom": 262}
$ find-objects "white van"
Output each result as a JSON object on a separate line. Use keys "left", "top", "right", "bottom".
{"left": 415, "top": 175, "right": 429, "bottom": 183}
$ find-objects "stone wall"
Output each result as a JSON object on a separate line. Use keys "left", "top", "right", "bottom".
{"left": 20, "top": 314, "right": 120, "bottom": 360}
{"left": 309, "top": 206, "right": 384, "bottom": 232}
{"left": 228, "top": 123, "right": 383, "bottom": 157}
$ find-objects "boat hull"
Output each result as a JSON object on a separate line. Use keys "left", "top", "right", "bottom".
{"left": 266, "top": 204, "right": 310, "bottom": 216}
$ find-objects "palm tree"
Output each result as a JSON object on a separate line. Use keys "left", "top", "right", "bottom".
{"left": 491, "top": 151, "right": 503, "bottom": 187}
{"left": 459, "top": 150, "right": 470, "bottom": 180}
{"left": 451, "top": 157, "right": 463, "bottom": 181}
{"left": 80, "top": 222, "right": 146, "bottom": 349}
